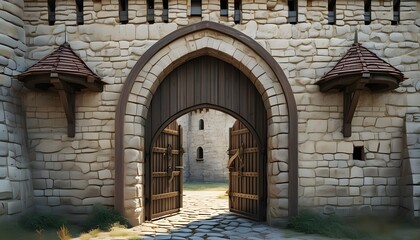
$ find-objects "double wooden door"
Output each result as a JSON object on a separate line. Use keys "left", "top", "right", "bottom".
{"left": 147, "top": 119, "right": 265, "bottom": 221}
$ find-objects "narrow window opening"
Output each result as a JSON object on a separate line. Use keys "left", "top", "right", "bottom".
{"left": 197, "top": 147, "right": 204, "bottom": 160}
{"left": 364, "top": 0, "right": 371, "bottom": 25}
{"left": 191, "top": 0, "right": 202, "bottom": 16}
{"left": 48, "top": 0, "right": 56, "bottom": 25}
{"left": 199, "top": 119, "right": 204, "bottom": 130}
{"left": 288, "top": 0, "right": 298, "bottom": 24}
{"left": 147, "top": 0, "right": 155, "bottom": 23}
{"left": 220, "top": 0, "right": 228, "bottom": 16}
{"left": 327, "top": 0, "right": 336, "bottom": 25}
{"left": 119, "top": 0, "right": 128, "bottom": 24}
{"left": 391, "top": 0, "right": 400, "bottom": 25}
{"left": 76, "top": 0, "right": 84, "bottom": 25}
{"left": 163, "top": 0, "right": 169, "bottom": 23}
{"left": 353, "top": 146, "right": 364, "bottom": 160}
{"left": 234, "top": 0, "right": 241, "bottom": 24}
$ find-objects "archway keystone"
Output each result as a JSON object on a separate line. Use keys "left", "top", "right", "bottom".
{"left": 115, "top": 21, "right": 298, "bottom": 225}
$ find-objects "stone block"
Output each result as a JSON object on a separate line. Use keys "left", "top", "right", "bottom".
{"left": 6, "top": 200, "right": 21, "bottom": 215}
{"left": 315, "top": 141, "right": 337, "bottom": 153}
{"left": 350, "top": 178, "right": 363, "bottom": 186}
{"left": 0, "top": 180, "right": 12, "bottom": 200}
{"left": 98, "top": 169, "right": 112, "bottom": 179}
{"left": 0, "top": 124, "right": 8, "bottom": 141}
{"left": 306, "top": 120, "right": 327, "bottom": 133}
{"left": 349, "top": 187, "right": 360, "bottom": 195}
{"left": 378, "top": 141, "right": 391, "bottom": 154}
{"left": 361, "top": 186, "right": 376, "bottom": 196}
{"left": 36, "top": 140, "right": 64, "bottom": 153}
{"left": 125, "top": 149, "right": 140, "bottom": 163}
{"left": 337, "top": 197, "right": 353, "bottom": 206}
{"left": 337, "top": 142, "right": 353, "bottom": 153}
{"left": 350, "top": 166, "right": 363, "bottom": 178}
{"left": 368, "top": 141, "right": 379, "bottom": 152}
{"left": 378, "top": 168, "right": 400, "bottom": 177}
{"left": 390, "top": 32, "right": 404, "bottom": 42}
{"left": 315, "top": 167, "right": 329, "bottom": 177}
{"left": 71, "top": 180, "right": 88, "bottom": 189}
{"left": 101, "top": 185, "right": 114, "bottom": 197}
{"left": 299, "top": 169, "right": 315, "bottom": 178}
{"left": 336, "top": 187, "right": 349, "bottom": 196}
{"left": 0, "top": 142, "right": 8, "bottom": 157}
{"left": 363, "top": 167, "right": 378, "bottom": 177}
{"left": 324, "top": 178, "right": 338, "bottom": 185}
{"left": 373, "top": 178, "right": 387, "bottom": 185}
{"left": 315, "top": 186, "right": 336, "bottom": 197}
{"left": 48, "top": 197, "right": 60, "bottom": 206}
{"left": 299, "top": 141, "right": 315, "bottom": 153}
{"left": 270, "top": 172, "right": 288, "bottom": 183}
{"left": 390, "top": 138, "right": 402, "bottom": 152}
{"left": 268, "top": 184, "right": 288, "bottom": 198}
{"left": 330, "top": 168, "right": 350, "bottom": 178}
{"left": 303, "top": 187, "right": 315, "bottom": 197}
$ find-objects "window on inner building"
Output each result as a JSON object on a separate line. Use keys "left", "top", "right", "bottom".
{"left": 76, "top": 0, "right": 84, "bottom": 25}
{"left": 191, "top": 0, "right": 202, "bottom": 16}
{"left": 163, "top": 0, "right": 169, "bottom": 23}
{"left": 147, "top": 0, "right": 155, "bottom": 23}
{"left": 353, "top": 146, "right": 365, "bottom": 160}
{"left": 288, "top": 0, "right": 298, "bottom": 24}
{"left": 391, "top": 0, "right": 400, "bottom": 25}
{"left": 364, "top": 0, "right": 371, "bottom": 25}
{"left": 48, "top": 0, "right": 56, "bottom": 25}
{"left": 199, "top": 119, "right": 204, "bottom": 130}
{"left": 119, "top": 0, "right": 128, "bottom": 24}
{"left": 327, "top": 0, "right": 336, "bottom": 25}
{"left": 220, "top": 0, "right": 228, "bottom": 16}
{"left": 197, "top": 147, "right": 204, "bottom": 160}
{"left": 234, "top": 0, "right": 241, "bottom": 24}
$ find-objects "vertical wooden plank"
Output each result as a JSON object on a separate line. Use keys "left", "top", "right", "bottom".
{"left": 179, "top": 125, "right": 184, "bottom": 208}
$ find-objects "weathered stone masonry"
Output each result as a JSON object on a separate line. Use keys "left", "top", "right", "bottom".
{"left": 0, "top": 0, "right": 33, "bottom": 220}
{"left": 0, "top": 0, "right": 418, "bottom": 225}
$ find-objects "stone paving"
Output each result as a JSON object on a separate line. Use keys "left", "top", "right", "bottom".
{"left": 127, "top": 190, "right": 333, "bottom": 240}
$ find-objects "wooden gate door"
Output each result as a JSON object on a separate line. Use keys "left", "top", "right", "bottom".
{"left": 228, "top": 120, "right": 265, "bottom": 220}
{"left": 148, "top": 121, "right": 183, "bottom": 220}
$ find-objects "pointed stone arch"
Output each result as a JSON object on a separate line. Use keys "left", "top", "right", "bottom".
{"left": 115, "top": 21, "right": 298, "bottom": 225}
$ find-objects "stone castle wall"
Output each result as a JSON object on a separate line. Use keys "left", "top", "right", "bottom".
{"left": 177, "top": 109, "right": 236, "bottom": 182}
{"left": 8, "top": 0, "right": 419, "bottom": 222}
{"left": 0, "top": 0, "right": 33, "bottom": 219}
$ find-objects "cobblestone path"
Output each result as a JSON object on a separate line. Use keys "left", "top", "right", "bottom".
{"left": 129, "top": 190, "right": 332, "bottom": 240}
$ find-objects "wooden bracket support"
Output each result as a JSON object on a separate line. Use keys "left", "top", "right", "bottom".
{"left": 342, "top": 77, "right": 368, "bottom": 137}
{"left": 50, "top": 73, "right": 76, "bottom": 137}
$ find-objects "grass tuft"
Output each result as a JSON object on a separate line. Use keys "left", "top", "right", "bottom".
{"left": 183, "top": 181, "right": 228, "bottom": 191}
{"left": 287, "top": 210, "right": 364, "bottom": 239}
{"left": 19, "top": 213, "right": 67, "bottom": 231}
{"left": 82, "top": 204, "right": 131, "bottom": 232}
{"left": 79, "top": 228, "right": 101, "bottom": 240}
{"left": 57, "top": 225, "right": 72, "bottom": 240}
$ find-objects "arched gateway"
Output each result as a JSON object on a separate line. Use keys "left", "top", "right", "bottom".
{"left": 115, "top": 21, "right": 298, "bottom": 225}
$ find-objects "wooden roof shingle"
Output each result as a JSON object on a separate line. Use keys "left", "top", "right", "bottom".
{"left": 317, "top": 42, "right": 404, "bottom": 92}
